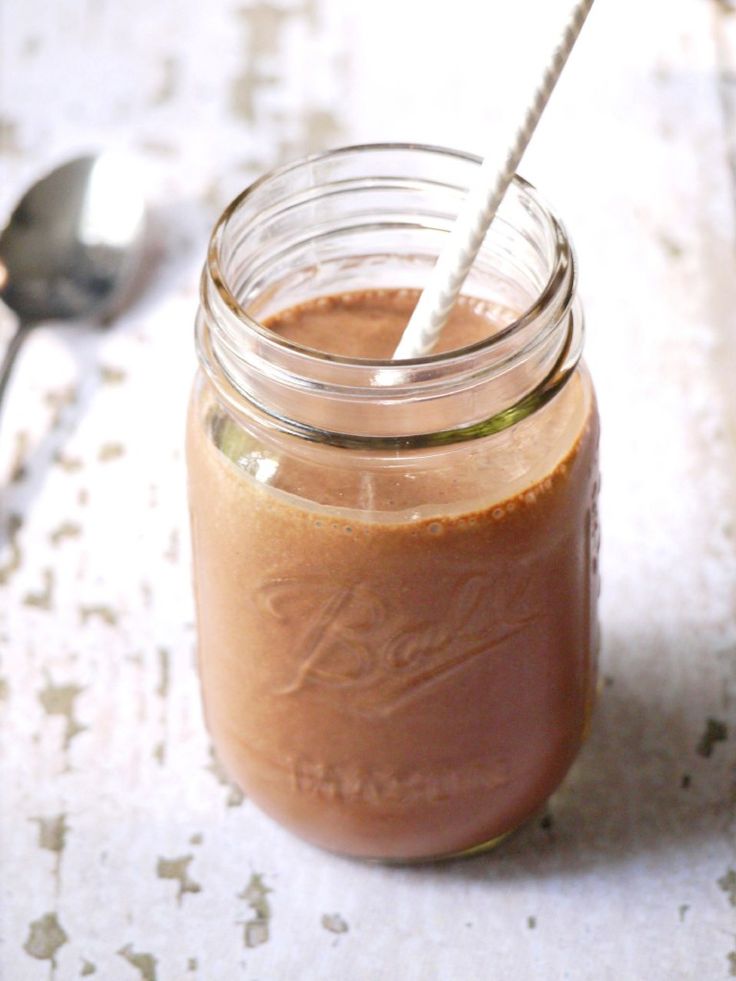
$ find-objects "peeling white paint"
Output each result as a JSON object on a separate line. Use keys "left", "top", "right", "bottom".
{"left": 1, "top": 1, "right": 736, "bottom": 979}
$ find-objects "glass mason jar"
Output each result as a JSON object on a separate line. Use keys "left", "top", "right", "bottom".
{"left": 187, "top": 144, "right": 600, "bottom": 862}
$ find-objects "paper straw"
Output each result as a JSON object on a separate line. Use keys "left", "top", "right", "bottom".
{"left": 392, "top": 0, "right": 594, "bottom": 360}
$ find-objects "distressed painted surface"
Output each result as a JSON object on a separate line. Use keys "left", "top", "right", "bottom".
{"left": 0, "top": 1, "right": 735, "bottom": 978}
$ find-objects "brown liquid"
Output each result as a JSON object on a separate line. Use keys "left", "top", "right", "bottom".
{"left": 187, "top": 290, "right": 600, "bottom": 860}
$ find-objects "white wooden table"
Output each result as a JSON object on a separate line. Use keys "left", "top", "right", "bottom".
{"left": 1, "top": 1, "right": 735, "bottom": 978}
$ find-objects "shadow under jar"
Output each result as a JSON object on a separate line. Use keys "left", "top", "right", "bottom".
{"left": 187, "top": 144, "right": 600, "bottom": 862}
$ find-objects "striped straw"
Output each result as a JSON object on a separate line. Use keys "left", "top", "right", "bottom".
{"left": 393, "top": 0, "right": 595, "bottom": 359}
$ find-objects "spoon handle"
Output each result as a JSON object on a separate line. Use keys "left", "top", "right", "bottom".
{"left": 0, "top": 323, "right": 30, "bottom": 411}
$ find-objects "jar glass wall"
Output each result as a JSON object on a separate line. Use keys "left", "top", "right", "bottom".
{"left": 187, "top": 144, "right": 600, "bottom": 861}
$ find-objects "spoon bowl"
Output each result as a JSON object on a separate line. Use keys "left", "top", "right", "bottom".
{"left": 0, "top": 153, "right": 146, "bottom": 405}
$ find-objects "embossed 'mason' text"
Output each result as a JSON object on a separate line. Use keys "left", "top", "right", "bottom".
{"left": 290, "top": 756, "right": 508, "bottom": 805}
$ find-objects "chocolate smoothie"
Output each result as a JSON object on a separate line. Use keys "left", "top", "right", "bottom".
{"left": 187, "top": 288, "right": 600, "bottom": 860}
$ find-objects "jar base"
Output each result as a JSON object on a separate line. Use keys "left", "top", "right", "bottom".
{"left": 356, "top": 826, "right": 518, "bottom": 867}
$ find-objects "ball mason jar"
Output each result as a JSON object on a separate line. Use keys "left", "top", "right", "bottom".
{"left": 187, "top": 144, "right": 600, "bottom": 862}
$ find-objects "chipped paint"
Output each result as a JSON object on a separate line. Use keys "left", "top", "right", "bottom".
{"left": 38, "top": 679, "right": 85, "bottom": 748}
{"left": 187, "top": 958, "right": 198, "bottom": 971}
{"left": 118, "top": 944, "right": 158, "bottom": 981}
{"left": 302, "top": 108, "right": 341, "bottom": 153}
{"left": 49, "top": 521, "right": 82, "bottom": 546}
{"left": 44, "top": 385, "right": 77, "bottom": 411}
{"left": 658, "top": 232, "right": 684, "bottom": 258}
{"left": 696, "top": 717, "right": 728, "bottom": 757}
{"left": 154, "top": 56, "right": 179, "bottom": 105}
{"left": 23, "top": 567, "right": 55, "bottom": 610}
{"left": 230, "top": 5, "right": 292, "bottom": 122}
{"left": 31, "top": 814, "right": 68, "bottom": 854}
{"left": 321, "top": 912, "right": 348, "bottom": 934}
{"left": 0, "top": 116, "right": 21, "bottom": 154}
{"left": 678, "top": 904, "right": 689, "bottom": 922}
{"left": 153, "top": 741, "right": 166, "bottom": 765}
{"left": 137, "top": 139, "right": 177, "bottom": 157}
{"left": 9, "top": 430, "right": 29, "bottom": 483}
{"left": 44, "top": 385, "right": 78, "bottom": 428}
{"left": 164, "top": 529, "right": 179, "bottom": 563}
{"left": 0, "top": 513, "right": 23, "bottom": 586}
{"left": 98, "top": 442, "right": 125, "bottom": 462}
{"left": 81, "top": 960, "right": 97, "bottom": 976}
{"left": 54, "top": 451, "right": 83, "bottom": 472}
{"left": 240, "top": 872, "right": 271, "bottom": 948}
{"left": 718, "top": 868, "right": 736, "bottom": 906}
{"left": 189, "top": 833, "right": 203, "bottom": 845}
{"left": 206, "top": 747, "right": 245, "bottom": 806}
{"left": 23, "top": 912, "right": 68, "bottom": 962}
{"left": 141, "top": 581, "right": 153, "bottom": 607}
{"left": 0, "top": 677, "right": 9, "bottom": 702}
{"left": 99, "top": 364, "right": 127, "bottom": 384}
{"left": 156, "top": 855, "right": 202, "bottom": 903}
{"left": 302, "top": 0, "right": 318, "bottom": 28}
{"left": 200, "top": 180, "right": 227, "bottom": 214}
{"left": 157, "top": 647, "right": 170, "bottom": 699}
{"left": 79, "top": 604, "right": 118, "bottom": 626}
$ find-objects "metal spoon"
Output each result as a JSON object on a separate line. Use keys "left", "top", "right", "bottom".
{"left": 0, "top": 153, "right": 146, "bottom": 407}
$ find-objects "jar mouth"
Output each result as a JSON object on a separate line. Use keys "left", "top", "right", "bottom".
{"left": 198, "top": 143, "right": 582, "bottom": 447}
{"left": 205, "top": 142, "right": 574, "bottom": 370}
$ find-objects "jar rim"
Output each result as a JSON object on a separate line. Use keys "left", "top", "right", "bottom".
{"left": 205, "top": 142, "right": 575, "bottom": 370}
